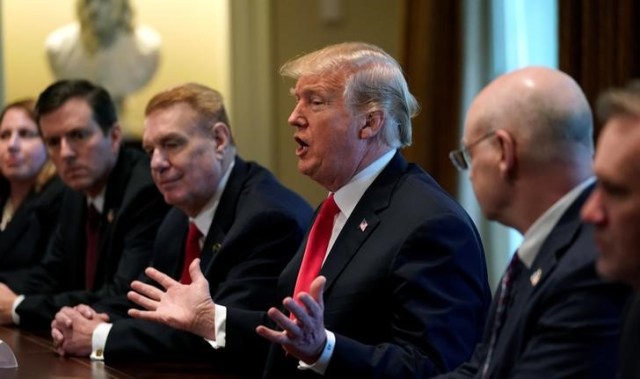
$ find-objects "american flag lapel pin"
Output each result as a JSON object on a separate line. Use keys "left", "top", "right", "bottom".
{"left": 359, "top": 219, "right": 368, "bottom": 232}
{"left": 530, "top": 268, "right": 542, "bottom": 286}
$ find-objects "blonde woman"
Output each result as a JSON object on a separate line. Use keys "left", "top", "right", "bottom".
{"left": 0, "top": 99, "right": 64, "bottom": 292}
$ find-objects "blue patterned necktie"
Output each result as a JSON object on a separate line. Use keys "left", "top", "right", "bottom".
{"left": 482, "top": 252, "right": 523, "bottom": 378}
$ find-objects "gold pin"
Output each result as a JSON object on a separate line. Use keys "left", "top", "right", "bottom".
{"left": 212, "top": 243, "right": 222, "bottom": 253}
{"left": 530, "top": 268, "right": 542, "bottom": 286}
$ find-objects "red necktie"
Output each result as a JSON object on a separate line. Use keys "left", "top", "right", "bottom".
{"left": 180, "top": 222, "right": 202, "bottom": 284}
{"left": 85, "top": 204, "right": 100, "bottom": 290}
{"left": 293, "top": 194, "right": 339, "bottom": 298}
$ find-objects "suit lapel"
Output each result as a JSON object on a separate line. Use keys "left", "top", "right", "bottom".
{"left": 201, "top": 157, "right": 246, "bottom": 274}
{"left": 320, "top": 152, "right": 408, "bottom": 293}
{"left": 501, "top": 185, "right": 594, "bottom": 339}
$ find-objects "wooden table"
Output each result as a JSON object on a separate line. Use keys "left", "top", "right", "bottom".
{"left": 0, "top": 326, "right": 240, "bottom": 378}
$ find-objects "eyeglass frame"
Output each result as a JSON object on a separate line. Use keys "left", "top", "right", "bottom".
{"left": 449, "top": 130, "right": 497, "bottom": 171}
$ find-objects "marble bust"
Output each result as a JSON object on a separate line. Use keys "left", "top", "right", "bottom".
{"left": 45, "top": 0, "right": 161, "bottom": 106}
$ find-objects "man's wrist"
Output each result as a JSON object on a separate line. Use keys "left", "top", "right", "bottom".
{"left": 11, "top": 295, "right": 25, "bottom": 325}
{"left": 298, "top": 330, "right": 335, "bottom": 375}
{"left": 90, "top": 322, "right": 113, "bottom": 361}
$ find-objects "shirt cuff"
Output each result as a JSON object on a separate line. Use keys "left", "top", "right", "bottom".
{"left": 11, "top": 295, "right": 24, "bottom": 325}
{"left": 297, "top": 329, "right": 335, "bottom": 375}
{"left": 204, "top": 304, "right": 227, "bottom": 349}
{"left": 90, "top": 322, "right": 113, "bottom": 361}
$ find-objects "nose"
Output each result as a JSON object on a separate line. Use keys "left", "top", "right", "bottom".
{"left": 150, "top": 149, "right": 169, "bottom": 173}
{"left": 59, "top": 137, "right": 76, "bottom": 160}
{"left": 7, "top": 132, "right": 20, "bottom": 151}
{"left": 581, "top": 189, "right": 605, "bottom": 225}
{"left": 288, "top": 103, "right": 306, "bottom": 127}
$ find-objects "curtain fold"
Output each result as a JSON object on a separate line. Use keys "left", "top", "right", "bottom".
{"left": 400, "top": 0, "right": 462, "bottom": 196}
{"left": 559, "top": 0, "right": 640, "bottom": 137}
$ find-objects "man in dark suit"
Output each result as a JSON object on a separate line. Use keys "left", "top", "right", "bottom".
{"left": 437, "top": 66, "right": 630, "bottom": 378}
{"left": 0, "top": 79, "right": 169, "bottom": 328}
{"left": 127, "top": 42, "right": 492, "bottom": 378}
{"left": 50, "top": 83, "right": 313, "bottom": 378}
{"left": 581, "top": 81, "right": 640, "bottom": 379}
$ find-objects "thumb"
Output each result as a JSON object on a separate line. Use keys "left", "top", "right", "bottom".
{"left": 309, "top": 276, "right": 326, "bottom": 308}
{"left": 189, "top": 258, "right": 206, "bottom": 283}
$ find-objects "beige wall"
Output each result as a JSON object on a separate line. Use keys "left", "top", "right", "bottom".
{"left": 1, "top": 0, "right": 403, "bottom": 206}
{"left": 2, "top": 0, "right": 229, "bottom": 140}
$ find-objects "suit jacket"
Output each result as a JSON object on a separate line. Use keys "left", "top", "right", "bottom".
{"left": 439, "top": 185, "right": 631, "bottom": 379}
{"left": 0, "top": 176, "right": 65, "bottom": 292}
{"left": 93, "top": 157, "right": 313, "bottom": 378}
{"left": 16, "top": 147, "right": 170, "bottom": 328}
{"left": 618, "top": 293, "right": 640, "bottom": 379}
{"left": 228, "top": 152, "right": 492, "bottom": 379}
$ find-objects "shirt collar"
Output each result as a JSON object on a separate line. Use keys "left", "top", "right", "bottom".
{"left": 87, "top": 186, "right": 107, "bottom": 214}
{"left": 518, "top": 176, "right": 595, "bottom": 268}
{"left": 333, "top": 149, "right": 395, "bottom": 219}
{"left": 190, "top": 159, "right": 235, "bottom": 235}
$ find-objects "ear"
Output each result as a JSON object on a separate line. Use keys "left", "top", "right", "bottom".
{"left": 109, "top": 124, "right": 122, "bottom": 153}
{"left": 210, "top": 122, "right": 232, "bottom": 158}
{"left": 495, "top": 129, "right": 516, "bottom": 180}
{"left": 359, "top": 111, "right": 384, "bottom": 139}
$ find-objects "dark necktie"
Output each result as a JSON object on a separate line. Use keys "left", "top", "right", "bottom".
{"left": 482, "top": 252, "right": 523, "bottom": 378}
{"left": 85, "top": 204, "right": 100, "bottom": 290}
{"left": 293, "top": 194, "right": 339, "bottom": 298}
{"left": 179, "top": 222, "right": 202, "bottom": 284}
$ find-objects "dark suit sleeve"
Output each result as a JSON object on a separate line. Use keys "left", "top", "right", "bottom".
{"left": 326, "top": 214, "right": 490, "bottom": 377}
{"left": 16, "top": 182, "right": 167, "bottom": 328}
{"left": 503, "top": 265, "right": 626, "bottom": 378}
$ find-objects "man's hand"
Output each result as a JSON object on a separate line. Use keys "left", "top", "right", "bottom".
{"left": 0, "top": 283, "right": 18, "bottom": 325}
{"left": 128, "top": 259, "right": 217, "bottom": 340}
{"left": 50, "top": 304, "right": 110, "bottom": 357}
{"left": 256, "top": 276, "right": 328, "bottom": 364}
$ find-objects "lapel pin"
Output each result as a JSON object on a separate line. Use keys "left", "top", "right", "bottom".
{"left": 212, "top": 243, "right": 222, "bottom": 253}
{"left": 530, "top": 268, "right": 542, "bottom": 286}
{"left": 359, "top": 219, "right": 368, "bottom": 232}
{"left": 107, "top": 210, "right": 114, "bottom": 223}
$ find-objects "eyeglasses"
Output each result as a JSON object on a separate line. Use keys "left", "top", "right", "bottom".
{"left": 449, "top": 131, "right": 496, "bottom": 171}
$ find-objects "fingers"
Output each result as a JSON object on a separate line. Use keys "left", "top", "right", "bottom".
{"left": 127, "top": 290, "right": 158, "bottom": 311}
{"left": 256, "top": 324, "right": 289, "bottom": 344}
{"left": 51, "top": 327, "right": 64, "bottom": 345}
{"left": 95, "top": 312, "right": 110, "bottom": 323}
{"left": 144, "top": 267, "right": 178, "bottom": 290}
{"left": 74, "top": 304, "right": 95, "bottom": 319}
{"left": 53, "top": 306, "right": 75, "bottom": 328}
{"left": 130, "top": 280, "right": 164, "bottom": 302}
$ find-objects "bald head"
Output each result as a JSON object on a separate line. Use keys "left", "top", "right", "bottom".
{"left": 466, "top": 66, "right": 593, "bottom": 166}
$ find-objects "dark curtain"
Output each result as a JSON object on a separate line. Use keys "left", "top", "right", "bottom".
{"left": 400, "top": 0, "right": 462, "bottom": 196}
{"left": 559, "top": 0, "right": 640, "bottom": 137}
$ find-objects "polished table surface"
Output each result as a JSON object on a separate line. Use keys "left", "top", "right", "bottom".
{"left": 0, "top": 326, "right": 240, "bottom": 378}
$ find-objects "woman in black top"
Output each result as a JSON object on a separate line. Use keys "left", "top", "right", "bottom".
{"left": 0, "top": 99, "right": 65, "bottom": 292}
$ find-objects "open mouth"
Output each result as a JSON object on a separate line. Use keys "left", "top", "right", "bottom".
{"left": 295, "top": 137, "right": 309, "bottom": 156}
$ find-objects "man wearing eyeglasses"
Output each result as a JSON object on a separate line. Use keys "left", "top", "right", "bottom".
{"left": 437, "top": 66, "right": 630, "bottom": 378}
